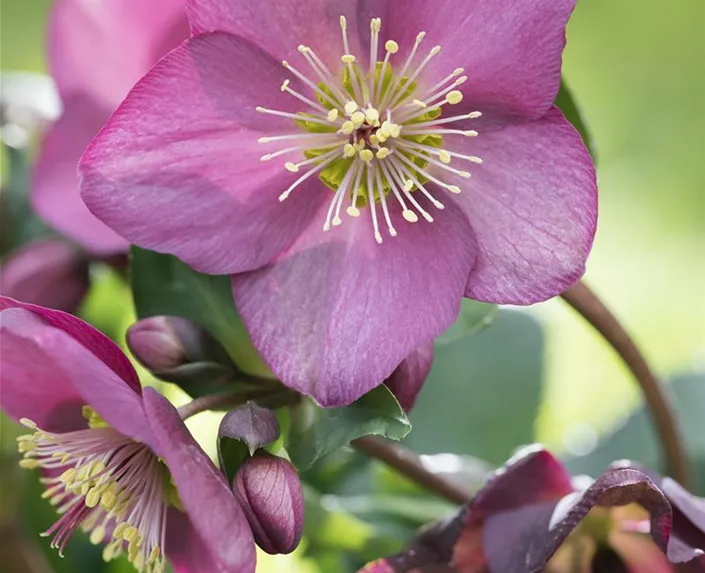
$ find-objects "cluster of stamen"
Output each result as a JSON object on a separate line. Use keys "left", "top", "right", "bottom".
{"left": 17, "top": 410, "right": 169, "bottom": 573}
{"left": 257, "top": 15, "right": 483, "bottom": 244}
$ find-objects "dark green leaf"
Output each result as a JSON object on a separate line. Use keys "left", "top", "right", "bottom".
{"left": 130, "top": 246, "right": 270, "bottom": 377}
{"left": 436, "top": 299, "right": 497, "bottom": 346}
{"left": 406, "top": 310, "right": 544, "bottom": 465}
{"left": 565, "top": 372, "right": 705, "bottom": 494}
{"left": 287, "top": 386, "right": 411, "bottom": 470}
{"left": 555, "top": 80, "right": 595, "bottom": 155}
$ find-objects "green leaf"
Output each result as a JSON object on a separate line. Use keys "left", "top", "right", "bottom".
{"left": 130, "top": 246, "right": 270, "bottom": 378}
{"left": 555, "top": 80, "right": 595, "bottom": 155}
{"left": 406, "top": 310, "right": 545, "bottom": 465}
{"left": 287, "top": 386, "right": 411, "bottom": 470}
{"left": 566, "top": 372, "right": 705, "bottom": 494}
{"left": 436, "top": 299, "right": 497, "bottom": 346}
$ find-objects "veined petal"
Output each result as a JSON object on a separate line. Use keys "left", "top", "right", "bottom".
{"left": 384, "top": 341, "right": 434, "bottom": 412}
{"left": 0, "top": 297, "right": 141, "bottom": 393}
{"left": 444, "top": 107, "right": 597, "bottom": 305}
{"left": 80, "top": 32, "right": 327, "bottom": 275}
{"left": 32, "top": 94, "right": 128, "bottom": 254}
{"left": 186, "top": 0, "right": 366, "bottom": 69}
{"left": 49, "top": 0, "right": 188, "bottom": 108}
{"left": 368, "top": 0, "right": 576, "bottom": 126}
{"left": 231, "top": 197, "right": 476, "bottom": 407}
{"left": 143, "top": 389, "right": 256, "bottom": 573}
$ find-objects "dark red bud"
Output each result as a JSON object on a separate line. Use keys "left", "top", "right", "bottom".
{"left": 233, "top": 452, "right": 304, "bottom": 555}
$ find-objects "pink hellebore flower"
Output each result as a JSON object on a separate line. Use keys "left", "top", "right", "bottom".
{"left": 32, "top": 0, "right": 188, "bottom": 254}
{"left": 80, "top": 0, "right": 597, "bottom": 406}
{"left": 0, "top": 296, "right": 256, "bottom": 573}
{"left": 359, "top": 448, "right": 705, "bottom": 572}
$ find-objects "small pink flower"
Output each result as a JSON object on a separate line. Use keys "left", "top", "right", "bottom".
{"left": 80, "top": 0, "right": 597, "bottom": 406}
{"left": 32, "top": 0, "right": 189, "bottom": 254}
{"left": 0, "top": 296, "right": 256, "bottom": 573}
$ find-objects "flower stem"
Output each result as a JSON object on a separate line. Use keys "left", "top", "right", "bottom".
{"left": 352, "top": 436, "right": 470, "bottom": 504}
{"left": 561, "top": 280, "right": 690, "bottom": 486}
{"left": 177, "top": 391, "right": 250, "bottom": 419}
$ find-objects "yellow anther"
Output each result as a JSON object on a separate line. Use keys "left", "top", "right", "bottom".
{"left": 439, "top": 150, "right": 452, "bottom": 164}
{"left": 390, "top": 125, "right": 401, "bottom": 138}
{"left": 297, "top": 45, "right": 309, "bottom": 53}
{"left": 101, "top": 490, "right": 118, "bottom": 511}
{"left": 90, "top": 526, "right": 106, "bottom": 545}
{"left": 464, "top": 130, "right": 479, "bottom": 137}
{"left": 354, "top": 141, "right": 366, "bottom": 151}
{"left": 260, "top": 154, "right": 272, "bottom": 162}
{"left": 280, "top": 79, "right": 290, "bottom": 92}
{"left": 385, "top": 40, "right": 399, "bottom": 53}
{"left": 85, "top": 487, "right": 102, "bottom": 508}
{"left": 281, "top": 60, "right": 290, "bottom": 69}
{"left": 365, "top": 108, "right": 380, "bottom": 124}
{"left": 359, "top": 149, "right": 374, "bottom": 163}
{"left": 370, "top": 18, "right": 381, "bottom": 32}
{"left": 376, "top": 148, "right": 391, "bottom": 159}
{"left": 416, "top": 32, "right": 426, "bottom": 42}
{"left": 341, "top": 54, "right": 356, "bottom": 64}
{"left": 149, "top": 546, "right": 161, "bottom": 564}
{"left": 350, "top": 111, "right": 366, "bottom": 126}
{"left": 453, "top": 67, "right": 464, "bottom": 75}
{"left": 327, "top": 108, "right": 339, "bottom": 122}
{"left": 412, "top": 99, "right": 427, "bottom": 108}
{"left": 16, "top": 434, "right": 34, "bottom": 442}
{"left": 60, "top": 468, "right": 77, "bottom": 484}
{"left": 379, "top": 121, "right": 392, "bottom": 137}
{"left": 123, "top": 525, "right": 139, "bottom": 542}
{"left": 469, "top": 156, "right": 483, "bottom": 164}
{"left": 468, "top": 111, "right": 483, "bottom": 119}
{"left": 369, "top": 134, "right": 380, "bottom": 146}
{"left": 332, "top": 215, "right": 342, "bottom": 227}
{"left": 402, "top": 210, "right": 419, "bottom": 223}
{"left": 403, "top": 180, "right": 414, "bottom": 192}
{"left": 340, "top": 15, "right": 347, "bottom": 29}
{"left": 459, "top": 171, "right": 472, "bottom": 178}
{"left": 447, "top": 185, "right": 462, "bottom": 194}
{"left": 376, "top": 132, "right": 388, "bottom": 143}
{"left": 18, "top": 441, "right": 36, "bottom": 453}
{"left": 285, "top": 162, "right": 300, "bottom": 173}
{"left": 344, "top": 101, "right": 359, "bottom": 115}
{"left": 103, "top": 541, "right": 120, "bottom": 562}
{"left": 341, "top": 121, "right": 355, "bottom": 135}
{"left": 446, "top": 90, "right": 464, "bottom": 105}
{"left": 90, "top": 460, "right": 106, "bottom": 476}
{"left": 255, "top": 106, "right": 266, "bottom": 113}
{"left": 343, "top": 143, "right": 356, "bottom": 158}
{"left": 113, "top": 523, "right": 129, "bottom": 540}
{"left": 346, "top": 206, "right": 361, "bottom": 218}
{"left": 19, "top": 458, "right": 40, "bottom": 469}
{"left": 19, "top": 418, "right": 37, "bottom": 429}
{"left": 431, "top": 45, "right": 442, "bottom": 56}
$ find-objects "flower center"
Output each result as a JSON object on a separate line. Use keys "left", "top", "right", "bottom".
{"left": 17, "top": 409, "right": 171, "bottom": 573}
{"left": 257, "top": 16, "right": 483, "bottom": 244}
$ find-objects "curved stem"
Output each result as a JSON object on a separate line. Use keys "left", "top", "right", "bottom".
{"left": 177, "top": 391, "right": 250, "bottom": 420}
{"left": 561, "top": 280, "right": 690, "bottom": 486}
{"left": 352, "top": 436, "right": 470, "bottom": 505}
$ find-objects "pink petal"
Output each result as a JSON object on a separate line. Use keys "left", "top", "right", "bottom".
{"left": 610, "top": 532, "right": 673, "bottom": 573}
{"left": 0, "top": 308, "right": 84, "bottom": 432}
{"left": 166, "top": 508, "right": 225, "bottom": 573}
{"left": 80, "top": 32, "right": 327, "bottom": 275}
{"left": 31, "top": 95, "right": 128, "bottom": 254}
{"left": 0, "top": 297, "right": 141, "bottom": 393}
{"left": 384, "top": 341, "right": 434, "bottom": 412}
{"left": 186, "top": 0, "right": 365, "bottom": 68}
{"left": 0, "top": 307, "right": 154, "bottom": 447}
{"left": 0, "top": 239, "right": 89, "bottom": 312}
{"left": 49, "top": 0, "right": 188, "bottom": 108}
{"left": 444, "top": 107, "right": 597, "bottom": 304}
{"left": 231, "top": 196, "right": 476, "bottom": 407}
{"left": 371, "top": 0, "right": 576, "bottom": 126}
{"left": 143, "top": 389, "right": 256, "bottom": 573}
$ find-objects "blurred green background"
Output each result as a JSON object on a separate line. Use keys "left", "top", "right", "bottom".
{"left": 1, "top": 0, "right": 703, "bottom": 572}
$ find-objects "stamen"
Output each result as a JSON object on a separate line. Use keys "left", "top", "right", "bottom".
{"left": 391, "top": 156, "right": 446, "bottom": 211}
{"left": 279, "top": 147, "right": 343, "bottom": 201}
{"left": 298, "top": 45, "right": 349, "bottom": 104}
{"left": 380, "top": 31, "right": 426, "bottom": 109}
{"left": 374, "top": 164, "right": 397, "bottom": 237}
{"left": 396, "top": 143, "right": 474, "bottom": 177}
{"left": 260, "top": 139, "right": 340, "bottom": 162}
{"left": 385, "top": 160, "right": 434, "bottom": 222}
{"left": 376, "top": 40, "right": 398, "bottom": 104}
{"left": 281, "top": 80, "right": 330, "bottom": 114}
{"left": 387, "top": 45, "right": 442, "bottom": 109}
{"left": 368, "top": 18, "right": 382, "bottom": 103}
{"left": 282, "top": 61, "right": 343, "bottom": 111}
{"left": 395, "top": 151, "right": 468, "bottom": 194}
{"left": 367, "top": 165, "right": 383, "bottom": 244}
{"left": 346, "top": 162, "right": 366, "bottom": 217}
{"left": 324, "top": 159, "right": 358, "bottom": 231}
{"left": 256, "top": 106, "right": 331, "bottom": 126}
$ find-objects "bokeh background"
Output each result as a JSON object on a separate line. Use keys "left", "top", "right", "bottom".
{"left": 1, "top": 1, "right": 703, "bottom": 572}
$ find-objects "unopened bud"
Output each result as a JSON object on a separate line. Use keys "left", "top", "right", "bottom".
{"left": 233, "top": 453, "right": 304, "bottom": 555}
{"left": 0, "top": 239, "right": 89, "bottom": 313}
{"left": 127, "top": 316, "right": 193, "bottom": 372}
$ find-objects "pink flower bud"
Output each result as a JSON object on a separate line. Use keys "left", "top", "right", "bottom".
{"left": 233, "top": 453, "right": 304, "bottom": 555}
{"left": 0, "top": 239, "right": 89, "bottom": 313}
{"left": 126, "top": 316, "right": 196, "bottom": 372}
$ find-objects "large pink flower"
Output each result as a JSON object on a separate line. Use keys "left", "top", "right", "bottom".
{"left": 32, "top": 0, "right": 189, "bottom": 254}
{"left": 80, "top": 0, "right": 597, "bottom": 406}
{"left": 0, "top": 297, "right": 256, "bottom": 573}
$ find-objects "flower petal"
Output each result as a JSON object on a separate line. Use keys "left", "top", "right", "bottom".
{"left": 80, "top": 32, "right": 327, "bottom": 274}
{"left": 31, "top": 96, "right": 129, "bottom": 254}
{"left": 49, "top": 0, "right": 188, "bottom": 107}
{"left": 186, "top": 0, "right": 365, "bottom": 68}
{"left": 143, "top": 388, "right": 256, "bottom": 573}
{"left": 0, "top": 297, "right": 141, "bottom": 393}
{"left": 0, "top": 308, "right": 84, "bottom": 431}
{"left": 610, "top": 531, "right": 673, "bottom": 573}
{"left": 0, "top": 239, "right": 89, "bottom": 312}
{"left": 368, "top": 0, "right": 576, "bottom": 125}
{"left": 384, "top": 341, "right": 434, "bottom": 412}
{"left": 231, "top": 196, "right": 476, "bottom": 407}
{"left": 443, "top": 107, "right": 597, "bottom": 304}
{"left": 166, "top": 507, "right": 226, "bottom": 573}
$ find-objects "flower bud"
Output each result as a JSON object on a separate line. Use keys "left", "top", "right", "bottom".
{"left": 0, "top": 239, "right": 89, "bottom": 313}
{"left": 126, "top": 316, "right": 201, "bottom": 372}
{"left": 233, "top": 452, "right": 304, "bottom": 555}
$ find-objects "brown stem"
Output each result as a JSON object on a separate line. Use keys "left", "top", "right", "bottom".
{"left": 177, "top": 391, "right": 250, "bottom": 419}
{"left": 352, "top": 435, "right": 470, "bottom": 505}
{"left": 561, "top": 281, "right": 690, "bottom": 486}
